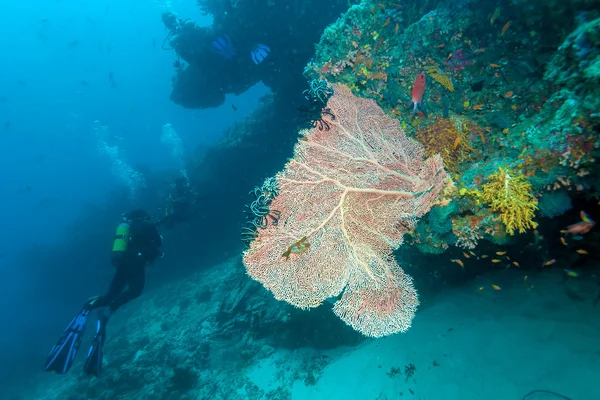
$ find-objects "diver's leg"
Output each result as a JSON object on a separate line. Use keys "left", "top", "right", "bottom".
{"left": 90, "top": 266, "right": 128, "bottom": 310}
{"left": 107, "top": 262, "right": 146, "bottom": 312}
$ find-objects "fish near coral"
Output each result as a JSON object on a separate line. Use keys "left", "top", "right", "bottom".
{"left": 490, "top": 8, "right": 501, "bottom": 25}
{"left": 564, "top": 211, "right": 595, "bottom": 235}
{"left": 410, "top": 71, "right": 426, "bottom": 117}
{"left": 281, "top": 237, "right": 310, "bottom": 260}
{"left": 542, "top": 259, "right": 556, "bottom": 267}
{"left": 452, "top": 136, "right": 460, "bottom": 150}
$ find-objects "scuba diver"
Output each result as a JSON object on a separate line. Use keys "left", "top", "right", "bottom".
{"left": 158, "top": 176, "right": 197, "bottom": 228}
{"left": 44, "top": 209, "right": 163, "bottom": 376}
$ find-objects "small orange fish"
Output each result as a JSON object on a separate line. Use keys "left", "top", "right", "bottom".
{"left": 504, "top": 91, "right": 513, "bottom": 98}
{"left": 576, "top": 249, "right": 588, "bottom": 255}
{"left": 474, "top": 49, "right": 485, "bottom": 53}
{"left": 469, "top": 251, "right": 476, "bottom": 256}
{"left": 479, "top": 286, "right": 484, "bottom": 291}
{"left": 524, "top": 275, "right": 528, "bottom": 281}
{"left": 494, "top": 72, "right": 500, "bottom": 78}
{"left": 463, "top": 252, "right": 470, "bottom": 259}
{"left": 395, "top": 23, "right": 399, "bottom": 34}
{"left": 542, "top": 259, "right": 556, "bottom": 267}
{"left": 453, "top": 136, "right": 461, "bottom": 150}
{"left": 492, "top": 259, "right": 501, "bottom": 263}
{"left": 383, "top": 17, "right": 391, "bottom": 27}
{"left": 511, "top": 105, "right": 517, "bottom": 111}
{"left": 447, "top": 53, "right": 453, "bottom": 60}
{"left": 481, "top": 255, "right": 489, "bottom": 259}
{"left": 452, "top": 259, "right": 465, "bottom": 268}
{"left": 473, "top": 104, "right": 484, "bottom": 111}
{"left": 490, "top": 63, "right": 501, "bottom": 68}
{"left": 501, "top": 21, "right": 511, "bottom": 36}
{"left": 378, "top": 3, "right": 385, "bottom": 9}
{"left": 560, "top": 237, "right": 567, "bottom": 246}
{"left": 436, "top": 44, "right": 445, "bottom": 48}
{"left": 496, "top": 251, "right": 506, "bottom": 256}
{"left": 492, "top": 284, "right": 501, "bottom": 291}
{"left": 513, "top": 261, "right": 520, "bottom": 267}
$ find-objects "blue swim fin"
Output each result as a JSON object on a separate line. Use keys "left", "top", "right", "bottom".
{"left": 44, "top": 305, "right": 93, "bottom": 374}
{"left": 83, "top": 317, "right": 106, "bottom": 376}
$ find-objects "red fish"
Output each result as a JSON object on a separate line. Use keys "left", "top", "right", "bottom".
{"left": 410, "top": 71, "right": 426, "bottom": 116}
{"left": 564, "top": 211, "right": 595, "bottom": 235}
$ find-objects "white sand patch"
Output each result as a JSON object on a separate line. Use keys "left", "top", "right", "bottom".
{"left": 247, "top": 270, "right": 600, "bottom": 400}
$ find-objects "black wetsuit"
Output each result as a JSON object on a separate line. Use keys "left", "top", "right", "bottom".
{"left": 93, "top": 218, "right": 162, "bottom": 313}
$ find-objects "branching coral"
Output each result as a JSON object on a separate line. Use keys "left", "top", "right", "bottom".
{"left": 452, "top": 216, "right": 484, "bottom": 249}
{"left": 481, "top": 167, "right": 538, "bottom": 235}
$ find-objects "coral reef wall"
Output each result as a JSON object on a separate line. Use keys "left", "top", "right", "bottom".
{"left": 305, "top": 0, "right": 600, "bottom": 255}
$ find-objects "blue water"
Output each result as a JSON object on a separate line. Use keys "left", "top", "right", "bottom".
{"left": 0, "top": 0, "right": 266, "bottom": 389}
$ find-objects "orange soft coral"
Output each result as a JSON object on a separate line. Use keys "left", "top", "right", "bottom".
{"left": 416, "top": 116, "right": 473, "bottom": 174}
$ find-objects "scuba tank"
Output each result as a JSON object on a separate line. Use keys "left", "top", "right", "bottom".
{"left": 111, "top": 222, "right": 130, "bottom": 265}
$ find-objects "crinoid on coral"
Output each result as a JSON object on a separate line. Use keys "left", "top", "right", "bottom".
{"left": 481, "top": 167, "right": 539, "bottom": 236}
{"left": 416, "top": 116, "right": 475, "bottom": 174}
{"left": 241, "top": 177, "right": 282, "bottom": 246}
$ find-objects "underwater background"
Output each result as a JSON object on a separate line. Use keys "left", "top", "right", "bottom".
{"left": 1, "top": 0, "right": 599, "bottom": 399}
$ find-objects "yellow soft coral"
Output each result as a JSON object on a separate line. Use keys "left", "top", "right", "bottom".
{"left": 481, "top": 167, "right": 538, "bottom": 235}
{"left": 424, "top": 66, "right": 454, "bottom": 92}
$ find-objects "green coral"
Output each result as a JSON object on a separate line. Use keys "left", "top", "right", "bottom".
{"left": 428, "top": 202, "right": 458, "bottom": 235}
{"left": 538, "top": 191, "right": 573, "bottom": 218}
{"left": 481, "top": 167, "right": 539, "bottom": 235}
